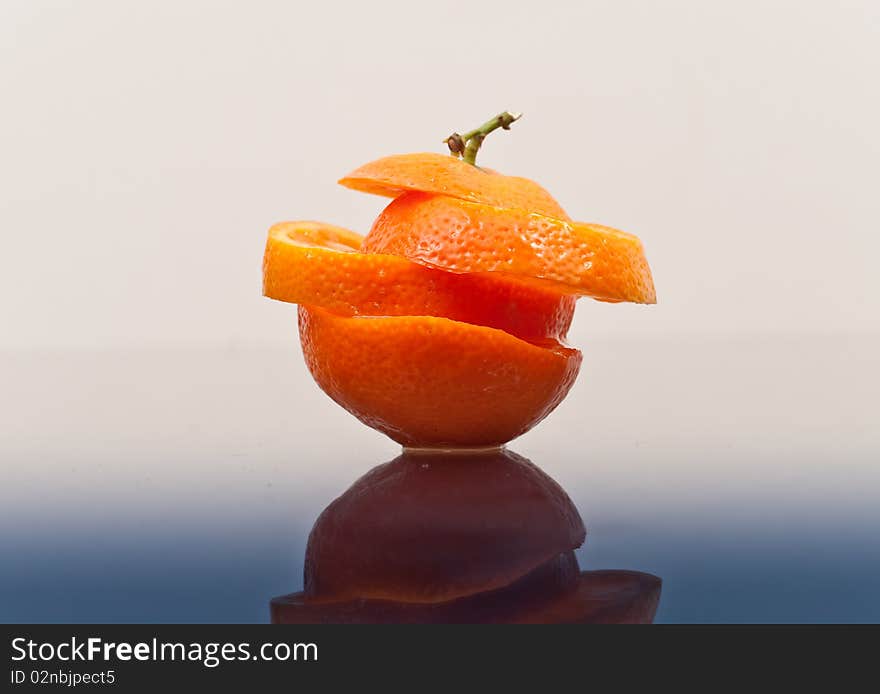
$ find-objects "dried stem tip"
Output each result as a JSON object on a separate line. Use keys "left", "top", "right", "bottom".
{"left": 444, "top": 111, "right": 522, "bottom": 166}
{"left": 443, "top": 133, "right": 466, "bottom": 156}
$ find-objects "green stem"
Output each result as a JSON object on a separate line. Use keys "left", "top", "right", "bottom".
{"left": 444, "top": 111, "right": 522, "bottom": 166}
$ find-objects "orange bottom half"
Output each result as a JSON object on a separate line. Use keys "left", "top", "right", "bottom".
{"left": 298, "top": 306, "right": 583, "bottom": 447}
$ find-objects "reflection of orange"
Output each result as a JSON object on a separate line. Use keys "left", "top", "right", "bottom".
{"left": 271, "top": 569, "right": 662, "bottom": 624}
{"left": 298, "top": 306, "right": 582, "bottom": 447}
{"left": 305, "top": 449, "right": 585, "bottom": 604}
{"left": 364, "top": 192, "right": 656, "bottom": 303}
{"left": 263, "top": 221, "right": 575, "bottom": 341}
{"left": 271, "top": 446, "right": 663, "bottom": 624}
{"left": 339, "top": 152, "right": 569, "bottom": 219}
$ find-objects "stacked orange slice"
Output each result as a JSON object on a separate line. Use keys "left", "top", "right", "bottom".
{"left": 263, "top": 151, "right": 655, "bottom": 447}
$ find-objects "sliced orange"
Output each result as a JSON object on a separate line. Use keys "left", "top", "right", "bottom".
{"left": 298, "top": 305, "right": 582, "bottom": 447}
{"left": 263, "top": 221, "right": 575, "bottom": 341}
{"left": 362, "top": 192, "right": 656, "bottom": 304}
{"left": 339, "top": 152, "right": 570, "bottom": 220}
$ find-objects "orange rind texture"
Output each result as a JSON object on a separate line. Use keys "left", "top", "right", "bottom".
{"left": 263, "top": 221, "right": 575, "bottom": 341}
{"left": 298, "top": 306, "right": 582, "bottom": 447}
{"left": 363, "top": 192, "right": 656, "bottom": 303}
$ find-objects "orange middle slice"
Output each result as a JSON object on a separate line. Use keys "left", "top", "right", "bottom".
{"left": 263, "top": 221, "right": 575, "bottom": 342}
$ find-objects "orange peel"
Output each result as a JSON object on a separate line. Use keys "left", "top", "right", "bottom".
{"left": 263, "top": 221, "right": 575, "bottom": 341}
{"left": 339, "top": 152, "right": 569, "bottom": 220}
{"left": 363, "top": 192, "right": 656, "bottom": 303}
{"left": 298, "top": 305, "right": 582, "bottom": 447}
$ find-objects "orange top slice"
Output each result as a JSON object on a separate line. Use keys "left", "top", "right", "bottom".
{"left": 339, "top": 152, "right": 570, "bottom": 220}
{"left": 263, "top": 221, "right": 575, "bottom": 341}
{"left": 362, "top": 192, "right": 656, "bottom": 304}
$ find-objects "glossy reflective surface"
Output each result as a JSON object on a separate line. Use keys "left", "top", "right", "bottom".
{"left": 2, "top": 337, "right": 879, "bottom": 622}
{"left": 270, "top": 449, "right": 659, "bottom": 623}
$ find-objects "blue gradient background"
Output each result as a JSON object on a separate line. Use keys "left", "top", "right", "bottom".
{"left": 4, "top": 512, "right": 878, "bottom": 623}
{"left": 2, "top": 341, "right": 878, "bottom": 623}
